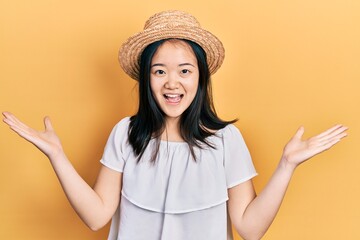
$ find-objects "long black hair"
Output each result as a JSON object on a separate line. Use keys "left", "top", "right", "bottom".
{"left": 128, "top": 39, "right": 236, "bottom": 162}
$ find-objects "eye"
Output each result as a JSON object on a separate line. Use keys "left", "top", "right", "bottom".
{"left": 181, "top": 69, "right": 191, "bottom": 74}
{"left": 154, "top": 69, "right": 166, "bottom": 75}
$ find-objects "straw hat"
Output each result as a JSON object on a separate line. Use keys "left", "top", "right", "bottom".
{"left": 119, "top": 10, "right": 225, "bottom": 81}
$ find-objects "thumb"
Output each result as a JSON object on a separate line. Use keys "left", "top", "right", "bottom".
{"left": 44, "top": 116, "right": 54, "bottom": 131}
{"left": 293, "top": 126, "right": 305, "bottom": 139}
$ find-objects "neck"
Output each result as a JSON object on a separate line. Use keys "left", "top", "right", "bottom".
{"left": 162, "top": 117, "right": 184, "bottom": 142}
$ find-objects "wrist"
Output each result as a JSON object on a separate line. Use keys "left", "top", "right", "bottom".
{"left": 48, "top": 146, "right": 66, "bottom": 162}
{"left": 279, "top": 155, "right": 297, "bottom": 174}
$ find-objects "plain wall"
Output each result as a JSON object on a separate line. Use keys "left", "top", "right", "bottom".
{"left": 1, "top": 0, "right": 359, "bottom": 239}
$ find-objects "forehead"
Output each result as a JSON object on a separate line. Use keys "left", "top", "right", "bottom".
{"left": 151, "top": 40, "right": 197, "bottom": 63}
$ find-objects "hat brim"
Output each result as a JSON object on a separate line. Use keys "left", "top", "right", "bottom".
{"left": 119, "top": 25, "right": 225, "bottom": 81}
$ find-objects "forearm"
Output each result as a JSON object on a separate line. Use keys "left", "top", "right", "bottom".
{"left": 49, "top": 151, "right": 113, "bottom": 230}
{"left": 230, "top": 124, "right": 347, "bottom": 239}
{"left": 236, "top": 159, "right": 295, "bottom": 239}
{"left": 2, "top": 112, "right": 114, "bottom": 230}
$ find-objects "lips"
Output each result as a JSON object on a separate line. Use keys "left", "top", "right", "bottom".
{"left": 163, "top": 93, "right": 184, "bottom": 103}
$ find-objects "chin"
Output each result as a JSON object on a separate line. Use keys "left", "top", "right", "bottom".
{"left": 163, "top": 112, "right": 184, "bottom": 121}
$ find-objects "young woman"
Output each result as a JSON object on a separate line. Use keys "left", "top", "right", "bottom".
{"left": 2, "top": 10, "right": 348, "bottom": 240}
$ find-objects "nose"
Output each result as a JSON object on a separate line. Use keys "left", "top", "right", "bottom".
{"left": 164, "top": 73, "right": 179, "bottom": 89}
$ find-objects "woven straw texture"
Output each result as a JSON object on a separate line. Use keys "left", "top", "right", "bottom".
{"left": 119, "top": 10, "right": 225, "bottom": 81}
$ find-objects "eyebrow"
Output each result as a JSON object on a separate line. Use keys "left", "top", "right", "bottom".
{"left": 151, "top": 63, "right": 196, "bottom": 68}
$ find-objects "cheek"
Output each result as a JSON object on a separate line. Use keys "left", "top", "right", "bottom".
{"left": 149, "top": 78, "right": 160, "bottom": 95}
{"left": 192, "top": 83, "right": 199, "bottom": 95}
{"left": 149, "top": 80, "right": 165, "bottom": 106}
{"left": 190, "top": 76, "right": 200, "bottom": 94}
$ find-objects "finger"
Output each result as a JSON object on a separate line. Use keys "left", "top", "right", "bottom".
{"left": 2, "top": 111, "right": 30, "bottom": 130}
{"left": 318, "top": 126, "right": 348, "bottom": 142}
{"left": 9, "top": 124, "right": 48, "bottom": 153}
{"left": 2, "top": 111, "right": 10, "bottom": 118}
{"left": 317, "top": 138, "right": 342, "bottom": 153}
{"left": 319, "top": 130, "right": 348, "bottom": 145}
{"left": 3, "top": 113, "right": 40, "bottom": 140}
{"left": 2, "top": 111, "right": 17, "bottom": 124}
{"left": 3, "top": 111, "right": 18, "bottom": 123}
{"left": 315, "top": 124, "right": 343, "bottom": 139}
{"left": 7, "top": 122, "right": 37, "bottom": 143}
{"left": 3, "top": 113, "right": 24, "bottom": 129}
{"left": 293, "top": 126, "right": 305, "bottom": 139}
{"left": 44, "top": 116, "right": 54, "bottom": 131}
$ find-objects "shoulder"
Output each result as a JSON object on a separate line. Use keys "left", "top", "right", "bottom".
{"left": 204, "top": 123, "right": 241, "bottom": 135}
{"left": 218, "top": 124, "right": 243, "bottom": 138}
{"left": 106, "top": 117, "right": 131, "bottom": 141}
{"left": 113, "top": 116, "right": 131, "bottom": 131}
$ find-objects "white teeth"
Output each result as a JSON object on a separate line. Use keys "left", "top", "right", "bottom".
{"left": 164, "top": 94, "right": 182, "bottom": 98}
{"left": 164, "top": 93, "right": 183, "bottom": 103}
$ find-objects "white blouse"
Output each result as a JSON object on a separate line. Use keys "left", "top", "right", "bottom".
{"left": 100, "top": 117, "right": 257, "bottom": 240}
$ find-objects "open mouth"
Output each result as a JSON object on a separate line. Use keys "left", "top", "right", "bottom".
{"left": 163, "top": 94, "right": 184, "bottom": 103}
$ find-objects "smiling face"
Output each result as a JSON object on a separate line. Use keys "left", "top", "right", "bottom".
{"left": 150, "top": 40, "right": 199, "bottom": 124}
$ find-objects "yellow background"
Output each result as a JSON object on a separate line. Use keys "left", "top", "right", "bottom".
{"left": 1, "top": 0, "right": 359, "bottom": 239}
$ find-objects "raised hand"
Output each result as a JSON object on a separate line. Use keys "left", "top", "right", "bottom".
{"left": 282, "top": 124, "right": 348, "bottom": 170}
{"left": 2, "top": 112, "right": 64, "bottom": 159}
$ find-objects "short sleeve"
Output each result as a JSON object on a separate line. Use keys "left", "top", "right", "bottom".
{"left": 99, "top": 117, "right": 130, "bottom": 173}
{"left": 223, "top": 124, "right": 257, "bottom": 188}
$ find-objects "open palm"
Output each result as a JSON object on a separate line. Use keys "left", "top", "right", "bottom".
{"left": 3, "top": 112, "right": 63, "bottom": 159}
{"left": 282, "top": 125, "right": 348, "bottom": 168}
